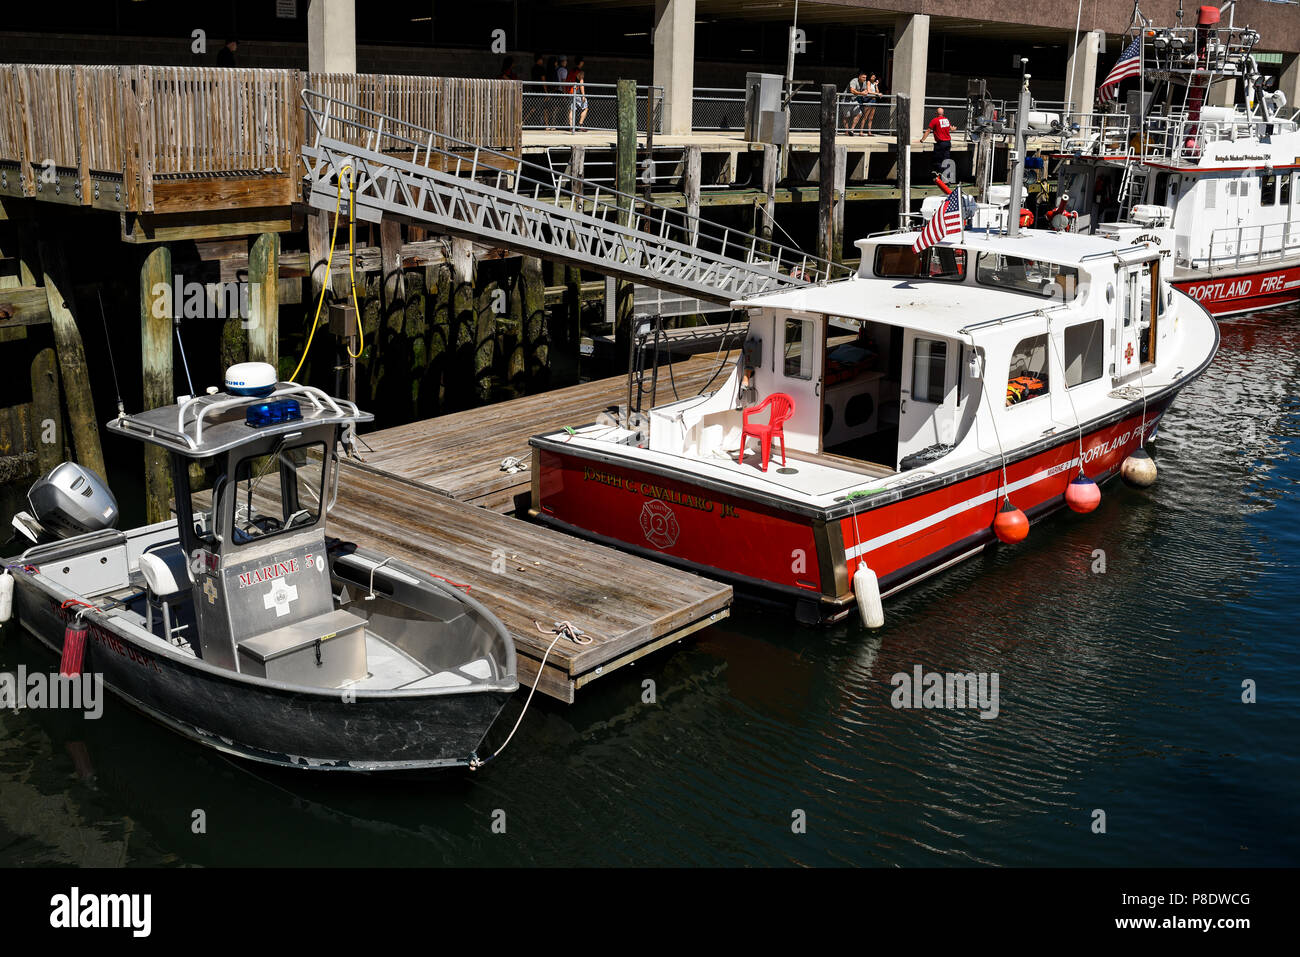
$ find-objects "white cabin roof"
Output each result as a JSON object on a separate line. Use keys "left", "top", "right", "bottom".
{"left": 874, "top": 227, "right": 1143, "bottom": 264}
{"left": 736, "top": 229, "right": 1154, "bottom": 337}
{"left": 735, "top": 273, "right": 1057, "bottom": 338}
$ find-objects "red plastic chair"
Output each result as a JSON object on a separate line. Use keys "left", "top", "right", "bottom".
{"left": 740, "top": 393, "right": 795, "bottom": 471}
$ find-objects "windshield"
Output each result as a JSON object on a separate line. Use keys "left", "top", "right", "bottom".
{"left": 874, "top": 244, "right": 967, "bottom": 281}
{"left": 229, "top": 442, "right": 326, "bottom": 545}
{"left": 975, "top": 252, "right": 1080, "bottom": 301}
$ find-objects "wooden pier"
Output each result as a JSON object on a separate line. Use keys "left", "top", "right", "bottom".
{"left": 330, "top": 353, "right": 737, "bottom": 701}
{"left": 331, "top": 461, "right": 731, "bottom": 703}
{"left": 351, "top": 351, "right": 733, "bottom": 513}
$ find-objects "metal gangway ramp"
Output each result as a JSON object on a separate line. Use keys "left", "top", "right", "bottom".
{"left": 300, "top": 89, "right": 853, "bottom": 305}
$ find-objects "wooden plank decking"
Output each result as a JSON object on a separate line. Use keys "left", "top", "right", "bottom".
{"left": 351, "top": 351, "right": 735, "bottom": 512}
{"left": 331, "top": 462, "right": 731, "bottom": 703}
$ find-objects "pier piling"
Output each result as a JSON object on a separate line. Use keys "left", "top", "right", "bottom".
{"left": 37, "top": 239, "right": 105, "bottom": 483}
{"left": 140, "top": 243, "right": 173, "bottom": 523}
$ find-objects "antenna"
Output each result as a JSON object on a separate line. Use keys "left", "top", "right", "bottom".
{"left": 1007, "top": 61, "right": 1032, "bottom": 239}
{"left": 174, "top": 315, "right": 196, "bottom": 398}
{"left": 96, "top": 290, "right": 126, "bottom": 418}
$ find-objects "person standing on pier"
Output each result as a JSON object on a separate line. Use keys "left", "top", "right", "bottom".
{"left": 863, "top": 73, "right": 882, "bottom": 134}
{"left": 552, "top": 55, "right": 569, "bottom": 132}
{"left": 847, "top": 70, "right": 870, "bottom": 135}
{"left": 921, "top": 107, "right": 953, "bottom": 177}
{"left": 568, "top": 62, "right": 588, "bottom": 131}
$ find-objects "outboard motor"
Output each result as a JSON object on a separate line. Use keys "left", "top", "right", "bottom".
{"left": 11, "top": 462, "right": 119, "bottom": 543}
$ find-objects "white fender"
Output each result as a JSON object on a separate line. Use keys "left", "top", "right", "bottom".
{"left": 0, "top": 570, "right": 14, "bottom": 623}
{"left": 1121, "top": 447, "right": 1158, "bottom": 488}
{"left": 853, "top": 564, "right": 884, "bottom": 629}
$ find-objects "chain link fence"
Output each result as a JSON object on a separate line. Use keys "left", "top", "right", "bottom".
{"left": 693, "top": 87, "right": 897, "bottom": 135}
{"left": 521, "top": 81, "right": 662, "bottom": 133}
{"left": 692, "top": 88, "right": 747, "bottom": 132}
{"left": 521, "top": 85, "right": 1062, "bottom": 139}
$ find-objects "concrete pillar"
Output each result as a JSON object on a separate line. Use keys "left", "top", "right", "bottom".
{"left": 1281, "top": 54, "right": 1300, "bottom": 115}
{"left": 308, "top": 0, "right": 356, "bottom": 73}
{"left": 653, "top": 0, "right": 696, "bottom": 135}
{"left": 892, "top": 14, "right": 929, "bottom": 141}
{"left": 1066, "top": 29, "right": 1104, "bottom": 114}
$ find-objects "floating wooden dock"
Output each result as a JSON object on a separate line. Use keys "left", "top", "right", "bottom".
{"left": 331, "top": 462, "right": 731, "bottom": 703}
{"left": 334, "top": 353, "right": 736, "bottom": 701}
{"left": 351, "top": 352, "right": 733, "bottom": 513}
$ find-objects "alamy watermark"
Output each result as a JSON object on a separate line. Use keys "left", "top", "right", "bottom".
{"left": 890, "top": 665, "right": 1000, "bottom": 719}
{"left": 0, "top": 666, "right": 103, "bottom": 719}
{"left": 49, "top": 887, "right": 150, "bottom": 937}
{"left": 150, "top": 275, "right": 260, "bottom": 328}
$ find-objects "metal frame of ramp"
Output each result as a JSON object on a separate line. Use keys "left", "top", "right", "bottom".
{"left": 300, "top": 89, "right": 854, "bottom": 305}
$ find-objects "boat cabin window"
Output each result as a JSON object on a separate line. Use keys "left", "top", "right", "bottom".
{"left": 1153, "top": 172, "right": 1169, "bottom": 206}
{"left": 188, "top": 457, "right": 225, "bottom": 547}
{"left": 1139, "top": 262, "right": 1158, "bottom": 364}
{"left": 1261, "top": 174, "right": 1277, "bottom": 207}
{"left": 784, "top": 317, "right": 815, "bottom": 379}
{"left": 911, "top": 339, "right": 948, "bottom": 403}
{"left": 230, "top": 442, "right": 326, "bottom": 545}
{"left": 874, "top": 244, "right": 967, "bottom": 281}
{"left": 1006, "top": 335, "right": 1050, "bottom": 406}
{"left": 1063, "top": 320, "right": 1104, "bottom": 387}
{"left": 976, "top": 253, "right": 1080, "bottom": 301}
{"left": 1282, "top": 173, "right": 1293, "bottom": 208}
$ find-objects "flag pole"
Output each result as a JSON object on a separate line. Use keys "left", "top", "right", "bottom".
{"left": 958, "top": 181, "right": 965, "bottom": 242}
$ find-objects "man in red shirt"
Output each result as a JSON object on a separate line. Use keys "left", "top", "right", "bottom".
{"left": 920, "top": 107, "right": 953, "bottom": 179}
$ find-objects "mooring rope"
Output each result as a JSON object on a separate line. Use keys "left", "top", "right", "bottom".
{"left": 967, "top": 333, "right": 1012, "bottom": 505}
{"left": 534, "top": 619, "right": 591, "bottom": 645}
{"left": 1045, "top": 316, "right": 1087, "bottom": 468}
{"left": 469, "top": 618, "right": 589, "bottom": 769}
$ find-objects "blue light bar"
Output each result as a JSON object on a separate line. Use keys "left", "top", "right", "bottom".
{"left": 245, "top": 398, "right": 303, "bottom": 428}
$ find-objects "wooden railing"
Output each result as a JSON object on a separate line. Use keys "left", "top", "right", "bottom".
{"left": 305, "top": 73, "right": 521, "bottom": 156}
{"left": 0, "top": 64, "right": 521, "bottom": 214}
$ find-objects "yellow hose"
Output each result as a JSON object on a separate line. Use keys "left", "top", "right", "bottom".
{"left": 288, "top": 165, "right": 361, "bottom": 382}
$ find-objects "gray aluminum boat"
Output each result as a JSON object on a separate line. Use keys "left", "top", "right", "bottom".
{"left": 2, "top": 366, "right": 518, "bottom": 771}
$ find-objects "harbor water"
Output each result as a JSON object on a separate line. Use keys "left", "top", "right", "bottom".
{"left": 0, "top": 304, "right": 1296, "bottom": 867}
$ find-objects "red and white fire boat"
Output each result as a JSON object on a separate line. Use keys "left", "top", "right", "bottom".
{"left": 529, "top": 230, "right": 1218, "bottom": 624}
{"left": 1053, "top": 5, "right": 1300, "bottom": 317}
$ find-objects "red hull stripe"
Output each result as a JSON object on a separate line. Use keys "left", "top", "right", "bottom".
{"left": 536, "top": 403, "right": 1173, "bottom": 600}
{"left": 845, "top": 451, "right": 1089, "bottom": 559}
{"left": 1175, "top": 264, "right": 1300, "bottom": 316}
{"left": 838, "top": 405, "right": 1165, "bottom": 582}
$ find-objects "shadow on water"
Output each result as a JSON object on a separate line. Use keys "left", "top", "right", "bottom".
{"left": 1, "top": 306, "right": 1298, "bottom": 866}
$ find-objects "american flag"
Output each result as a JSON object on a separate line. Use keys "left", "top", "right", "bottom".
{"left": 913, "top": 186, "right": 962, "bottom": 253}
{"left": 1098, "top": 35, "right": 1142, "bottom": 103}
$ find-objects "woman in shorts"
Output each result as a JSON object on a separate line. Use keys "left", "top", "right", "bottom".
{"left": 569, "top": 68, "right": 589, "bottom": 131}
{"left": 863, "top": 74, "right": 882, "bottom": 134}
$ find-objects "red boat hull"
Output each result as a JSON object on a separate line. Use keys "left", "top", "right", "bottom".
{"left": 1175, "top": 262, "right": 1300, "bottom": 317}
{"left": 531, "top": 400, "right": 1174, "bottom": 620}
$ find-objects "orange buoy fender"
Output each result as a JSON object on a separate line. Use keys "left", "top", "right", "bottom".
{"left": 1065, "top": 473, "right": 1101, "bottom": 513}
{"left": 993, "top": 498, "right": 1029, "bottom": 543}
